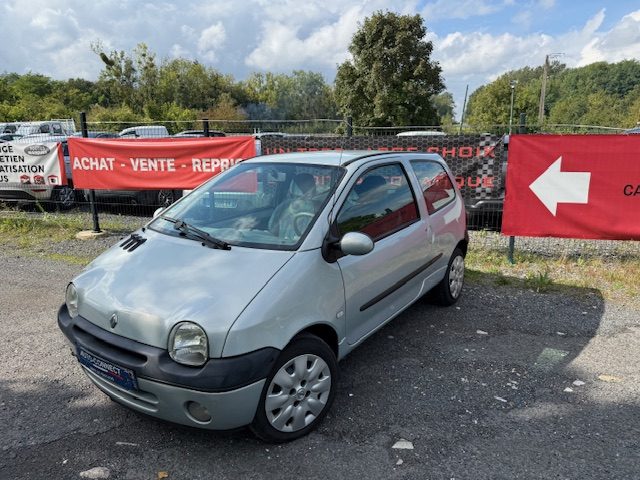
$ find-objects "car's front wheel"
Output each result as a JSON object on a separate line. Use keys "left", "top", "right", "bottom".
{"left": 251, "top": 334, "right": 337, "bottom": 442}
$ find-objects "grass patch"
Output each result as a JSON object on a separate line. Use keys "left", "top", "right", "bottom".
{"left": 0, "top": 212, "right": 84, "bottom": 240}
{"left": 524, "top": 269, "right": 553, "bottom": 292}
{"left": 0, "top": 212, "right": 129, "bottom": 247}
{"left": 466, "top": 245, "right": 640, "bottom": 307}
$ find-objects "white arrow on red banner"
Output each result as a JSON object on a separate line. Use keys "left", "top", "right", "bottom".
{"left": 529, "top": 156, "right": 591, "bottom": 216}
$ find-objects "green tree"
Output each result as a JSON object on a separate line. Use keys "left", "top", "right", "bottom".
{"left": 92, "top": 42, "right": 138, "bottom": 109}
{"left": 242, "top": 71, "right": 336, "bottom": 120}
{"left": 334, "top": 11, "right": 444, "bottom": 127}
{"left": 466, "top": 60, "right": 640, "bottom": 130}
{"left": 432, "top": 92, "right": 455, "bottom": 125}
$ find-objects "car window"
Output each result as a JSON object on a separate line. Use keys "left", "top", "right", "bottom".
{"left": 52, "top": 124, "right": 63, "bottom": 134}
{"left": 39, "top": 124, "right": 51, "bottom": 134}
{"left": 151, "top": 162, "right": 344, "bottom": 250}
{"left": 337, "top": 163, "right": 419, "bottom": 241}
{"left": 411, "top": 161, "right": 456, "bottom": 215}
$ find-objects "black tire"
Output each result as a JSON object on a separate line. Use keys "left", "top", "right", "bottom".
{"left": 432, "top": 247, "right": 465, "bottom": 306}
{"left": 250, "top": 333, "right": 338, "bottom": 442}
{"left": 157, "top": 189, "right": 177, "bottom": 208}
{"left": 51, "top": 185, "right": 76, "bottom": 211}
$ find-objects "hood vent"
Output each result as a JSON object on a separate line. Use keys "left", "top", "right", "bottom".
{"left": 120, "top": 233, "right": 147, "bottom": 252}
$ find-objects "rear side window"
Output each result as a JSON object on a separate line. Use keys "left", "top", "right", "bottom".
{"left": 411, "top": 161, "right": 456, "bottom": 214}
{"left": 337, "top": 163, "right": 419, "bottom": 241}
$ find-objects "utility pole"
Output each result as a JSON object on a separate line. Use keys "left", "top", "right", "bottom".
{"left": 538, "top": 53, "right": 563, "bottom": 126}
{"left": 459, "top": 84, "right": 469, "bottom": 134}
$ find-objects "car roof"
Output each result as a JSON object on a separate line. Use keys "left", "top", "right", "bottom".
{"left": 396, "top": 130, "right": 446, "bottom": 136}
{"left": 246, "top": 150, "right": 445, "bottom": 167}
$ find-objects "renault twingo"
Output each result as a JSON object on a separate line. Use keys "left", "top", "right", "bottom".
{"left": 58, "top": 151, "right": 468, "bottom": 442}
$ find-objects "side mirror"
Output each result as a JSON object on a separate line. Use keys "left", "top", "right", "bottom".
{"left": 339, "top": 232, "right": 374, "bottom": 256}
{"left": 153, "top": 207, "right": 164, "bottom": 218}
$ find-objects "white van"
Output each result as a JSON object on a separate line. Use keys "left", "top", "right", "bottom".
{"left": 118, "top": 125, "right": 170, "bottom": 138}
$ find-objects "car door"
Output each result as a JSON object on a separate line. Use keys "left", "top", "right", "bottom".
{"left": 409, "top": 159, "right": 464, "bottom": 272}
{"left": 335, "top": 161, "right": 440, "bottom": 345}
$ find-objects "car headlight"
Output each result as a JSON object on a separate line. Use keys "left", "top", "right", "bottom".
{"left": 168, "top": 322, "right": 208, "bottom": 366}
{"left": 66, "top": 283, "right": 79, "bottom": 318}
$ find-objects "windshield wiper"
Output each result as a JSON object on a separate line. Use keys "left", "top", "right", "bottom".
{"left": 159, "top": 215, "right": 230, "bottom": 250}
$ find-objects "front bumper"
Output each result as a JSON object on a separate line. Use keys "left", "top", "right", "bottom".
{"left": 58, "top": 305, "right": 278, "bottom": 430}
{"left": 0, "top": 185, "right": 53, "bottom": 201}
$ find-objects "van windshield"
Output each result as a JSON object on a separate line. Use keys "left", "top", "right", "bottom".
{"left": 150, "top": 162, "right": 345, "bottom": 250}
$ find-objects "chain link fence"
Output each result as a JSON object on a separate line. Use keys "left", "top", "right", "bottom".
{"left": 1, "top": 117, "right": 638, "bottom": 260}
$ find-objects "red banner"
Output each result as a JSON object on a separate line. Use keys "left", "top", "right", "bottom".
{"left": 68, "top": 136, "right": 256, "bottom": 189}
{"left": 502, "top": 134, "right": 640, "bottom": 240}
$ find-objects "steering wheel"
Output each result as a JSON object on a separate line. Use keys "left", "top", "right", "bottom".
{"left": 292, "top": 212, "right": 315, "bottom": 236}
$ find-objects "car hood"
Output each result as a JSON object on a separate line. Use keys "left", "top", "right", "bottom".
{"left": 73, "top": 228, "right": 294, "bottom": 356}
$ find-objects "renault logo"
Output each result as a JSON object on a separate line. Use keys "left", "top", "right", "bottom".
{"left": 110, "top": 313, "right": 118, "bottom": 329}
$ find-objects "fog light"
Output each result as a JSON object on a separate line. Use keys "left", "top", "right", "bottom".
{"left": 186, "top": 401, "right": 211, "bottom": 423}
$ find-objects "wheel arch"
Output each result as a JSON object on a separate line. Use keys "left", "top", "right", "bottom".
{"left": 291, "top": 323, "right": 339, "bottom": 359}
{"left": 456, "top": 238, "right": 468, "bottom": 257}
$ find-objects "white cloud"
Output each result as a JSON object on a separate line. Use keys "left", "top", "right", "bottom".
{"left": 577, "top": 10, "right": 640, "bottom": 66}
{"left": 170, "top": 44, "right": 191, "bottom": 59}
{"left": 244, "top": 5, "right": 363, "bottom": 72}
{"left": 422, "top": 0, "right": 510, "bottom": 20}
{"left": 0, "top": 1, "right": 639, "bottom": 123}
{"left": 197, "top": 22, "right": 227, "bottom": 62}
{"left": 431, "top": 9, "right": 640, "bottom": 117}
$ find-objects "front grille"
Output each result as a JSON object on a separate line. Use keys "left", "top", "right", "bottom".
{"left": 72, "top": 323, "right": 148, "bottom": 366}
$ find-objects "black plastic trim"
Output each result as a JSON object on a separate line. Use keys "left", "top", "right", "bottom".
{"left": 360, "top": 253, "right": 443, "bottom": 311}
{"left": 58, "top": 305, "right": 279, "bottom": 393}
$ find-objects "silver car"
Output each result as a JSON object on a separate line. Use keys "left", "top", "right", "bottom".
{"left": 58, "top": 151, "right": 468, "bottom": 442}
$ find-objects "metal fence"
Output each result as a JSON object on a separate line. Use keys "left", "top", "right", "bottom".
{"left": 1, "top": 117, "right": 638, "bottom": 260}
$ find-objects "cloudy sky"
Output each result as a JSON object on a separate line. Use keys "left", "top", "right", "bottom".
{"left": 2, "top": 0, "right": 640, "bottom": 118}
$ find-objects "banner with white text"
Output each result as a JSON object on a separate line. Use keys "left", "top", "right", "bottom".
{"left": 260, "top": 134, "right": 505, "bottom": 206}
{"left": 502, "top": 134, "right": 640, "bottom": 240}
{"left": 0, "top": 142, "right": 66, "bottom": 186}
{"left": 68, "top": 136, "right": 256, "bottom": 190}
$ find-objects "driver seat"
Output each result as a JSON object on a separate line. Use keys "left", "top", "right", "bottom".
{"left": 268, "top": 173, "right": 317, "bottom": 239}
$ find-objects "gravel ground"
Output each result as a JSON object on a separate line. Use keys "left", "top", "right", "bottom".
{"left": 1, "top": 241, "right": 639, "bottom": 479}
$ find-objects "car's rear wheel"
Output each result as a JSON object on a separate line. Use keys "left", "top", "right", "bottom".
{"left": 432, "top": 247, "right": 465, "bottom": 306}
{"left": 53, "top": 185, "right": 76, "bottom": 210}
{"left": 251, "top": 334, "right": 337, "bottom": 442}
{"left": 157, "top": 189, "right": 176, "bottom": 208}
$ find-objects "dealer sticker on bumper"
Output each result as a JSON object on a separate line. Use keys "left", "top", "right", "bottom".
{"left": 77, "top": 346, "right": 138, "bottom": 391}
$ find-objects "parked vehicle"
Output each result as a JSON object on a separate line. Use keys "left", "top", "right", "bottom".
{"left": 174, "top": 130, "right": 226, "bottom": 137}
{"left": 1, "top": 122, "right": 23, "bottom": 134}
{"left": 396, "top": 130, "right": 446, "bottom": 136}
{"left": 70, "top": 131, "right": 119, "bottom": 138}
{"left": 118, "top": 125, "right": 169, "bottom": 138}
{"left": 58, "top": 151, "right": 468, "bottom": 441}
{"left": 0, "top": 133, "right": 22, "bottom": 142}
{"left": 14, "top": 121, "right": 71, "bottom": 137}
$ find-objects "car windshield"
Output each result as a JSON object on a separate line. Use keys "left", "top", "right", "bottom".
{"left": 150, "top": 162, "right": 345, "bottom": 250}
